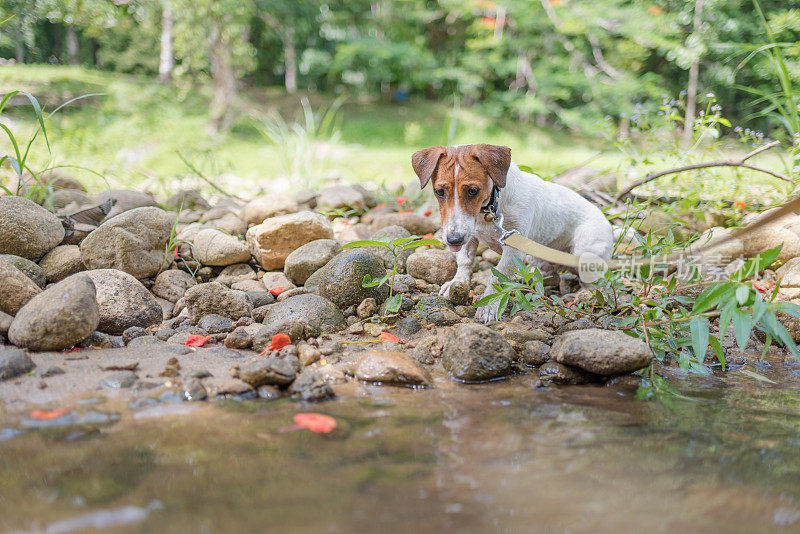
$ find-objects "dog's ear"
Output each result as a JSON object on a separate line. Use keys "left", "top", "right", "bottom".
{"left": 412, "top": 146, "right": 445, "bottom": 189}
{"left": 472, "top": 144, "right": 511, "bottom": 188}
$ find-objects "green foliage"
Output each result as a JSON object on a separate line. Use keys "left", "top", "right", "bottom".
{"left": 342, "top": 236, "right": 443, "bottom": 316}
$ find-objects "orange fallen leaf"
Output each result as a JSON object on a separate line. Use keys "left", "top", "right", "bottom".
{"left": 375, "top": 203, "right": 387, "bottom": 209}
{"left": 269, "top": 286, "right": 286, "bottom": 296}
{"left": 174, "top": 245, "right": 180, "bottom": 258}
{"left": 423, "top": 209, "right": 432, "bottom": 216}
{"left": 30, "top": 409, "right": 68, "bottom": 420}
{"left": 294, "top": 413, "right": 337, "bottom": 433}
{"left": 395, "top": 196, "right": 409, "bottom": 205}
{"left": 423, "top": 232, "right": 433, "bottom": 239}
{"left": 185, "top": 334, "right": 211, "bottom": 347}
{"left": 398, "top": 210, "right": 412, "bottom": 214}
{"left": 734, "top": 200, "right": 747, "bottom": 210}
{"left": 753, "top": 281, "right": 773, "bottom": 293}
{"left": 380, "top": 332, "right": 404, "bottom": 344}
{"left": 267, "top": 332, "right": 291, "bottom": 351}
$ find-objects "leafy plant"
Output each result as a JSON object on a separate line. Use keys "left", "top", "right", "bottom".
{"left": 341, "top": 236, "right": 443, "bottom": 316}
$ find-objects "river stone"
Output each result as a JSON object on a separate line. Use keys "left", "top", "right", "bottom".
{"left": 305, "top": 249, "right": 389, "bottom": 309}
{"left": 240, "top": 194, "right": 299, "bottom": 226}
{"left": 406, "top": 249, "right": 457, "bottom": 285}
{"left": 355, "top": 350, "right": 432, "bottom": 386}
{"left": 151, "top": 269, "right": 196, "bottom": 303}
{"left": 95, "top": 189, "right": 158, "bottom": 221}
{"left": 442, "top": 323, "right": 514, "bottom": 382}
{"left": 215, "top": 264, "right": 256, "bottom": 286}
{"left": 365, "top": 225, "right": 414, "bottom": 273}
{"left": 197, "top": 314, "right": 235, "bottom": 334}
{"left": 0, "top": 196, "right": 65, "bottom": 259}
{"left": 538, "top": 362, "right": 601, "bottom": 385}
{"left": 741, "top": 208, "right": 800, "bottom": 264}
{"left": 414, "top": 296, "right": 460, "bottom": 326}
{"left": 368, "top": 212, "right": 437, "bottom": 235}
{"left": 0, "top": 254, "right": 46, "bottom": 287}
{"left": 165, "top": 189, "right": 211, "bottom": 211}
{"left": 184, "top": 282, "right": 253, "bottom": 321}
{"left": 38, "top": 245, "right": 85, "bottom": 283}
{"left": 51, "top": 188, "right": 91, "bottom": 210}
{"left": 0, "top": 259, "right": 42, "bottom": 316}
{"left": 8, "top": 274, "right": 99, "bottom": 351}
{"left": 239, "top": 356, "right": 297, "bottom": 387}
{"left": 253, "top": 319, "right": 319, "bottom": 352}
{"left": 84, "top": 269, "right": 163, "bottom": 335}
{"left": 246, "top": 211, "right": 334, "bottom": 270}
{"left": 0, "top": 348, "right": 35, "bottom": 380}
{"left": 80, "top": 206, "right": 173, "bottom": 279}
{"left": 284, "top": 239, "right": 340, "bottom": 285}
{"left": 193, "top": 228, "right": 252, "bottom": 266}
{"left": 263, "top": 293, "right": 345, "bottom": 334}
{"left": 550, "top": 328, "right": 652, "bottom": 375}
{"left": 522, "top": 340, "right": 551, "bottom": 366}
{"left": 692, "top": 227, "right": 745, "bottom": 267}
{"left": 316, "top": 184, "right": 366, "bottom": 211}
{"left": 290, "top": 369, "right": 334, "bottom": 401}
{"left": 0, "top": 310, "right": 11, "bottom": 337}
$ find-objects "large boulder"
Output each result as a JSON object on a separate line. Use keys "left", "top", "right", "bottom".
{"left": 192, "top": 228, "right": 251, "bottom": 266}
{"left": 246, "top": 211, "right": 333, "bottom": 270}
{"left": 84, "top": 269, "right": 163, "bottom": 335}
{"left": 305, "top": 249, "right": 389, "bottom": 309}
{"left": 240, "top": 194, "right": 298, "bottom": 226}
{"left": 8, "top": 274, "right": 99, "bottom": 350}
{"left": 550, "top": 328, "right": 652, "bottom": 375}
{"left": 263, "top": 293, "right": 345, "bottom": 333}
{"left": 0, "top": 258, "right": 41, "bottom": 316}
{"left": 38, "top": 245, "right": 85, "bottom": 283}
{"left": 406, "top": 248, "right": 457, "bottom": 285}
{"left": 0, "top": 196, "right": 64, "bottom": 259}
{"left": 184, "top": 282, "right": 253, "bottom": 321}
{"left": 442, "top": 323, "right": 514, "bottom": 382}
{"left": 283, "top": 239, "right": 340, "bottom": 285}
{"left": 80, "top": 206, "right": 173, "bottom": 279}
{"left": 740, "top": 208, "right": 800, "bottom": 264}
{"left": 316, "top": 185, "right": 366, "bottom": 211}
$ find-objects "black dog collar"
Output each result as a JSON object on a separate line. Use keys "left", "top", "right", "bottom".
{"left": 480, "top": 185, "right": 501, "bottom": 215}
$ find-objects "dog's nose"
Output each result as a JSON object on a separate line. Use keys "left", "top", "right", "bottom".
{"left": 446, "top": 233, "right": 465, "bottom": 246}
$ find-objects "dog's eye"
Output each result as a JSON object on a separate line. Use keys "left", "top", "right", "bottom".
{"left": 434, "top": 188, "right": 446, "bottom": 199}
{"left": 467, "top": 187, "right": 479, "bottom": 197}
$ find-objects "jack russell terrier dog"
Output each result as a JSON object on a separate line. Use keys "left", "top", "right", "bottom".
{"left": 412, "top": 143, "right": 614, "bottom": 323}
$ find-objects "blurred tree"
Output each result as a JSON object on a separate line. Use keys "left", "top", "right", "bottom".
{"left": 158, "top": 0, "right": 174, "bottom": 82}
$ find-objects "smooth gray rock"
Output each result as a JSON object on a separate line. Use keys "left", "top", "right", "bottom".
{"left": 0, "top": 254, "right": 46, "bottom": 287}
{"left": 283, "top": 239, "right": 340, "bottom": 285}
{"left": 0, "top": 258, "right": 42, "bottom": 316}
{"left": 442, "top": 323, "right": 514, "bottom": 382}
{"left": 8, "top": 274, "right": 99, "bottom": 351}
{"left": 151, "top": 269, "right": 196, "bottom": 303}
{"left": 239, "top": 357, "right": 297, "bottom": 387}
{"left": 0, "top": 348, "right": 35, "bottom": 380}
{"left": 0, "top": 196, "right": 64, "bottom": 259}
{"left": 84, "top": 269, "right": 163, "bottom": 335}
{"left": 184, "top": 282, "right": 253, "bottom": 321}
{"left": 38, "top": 245, "right": 84, "bottom": 283}
{"left": 305, "top": 249, "right": 388, "bottom": 309}
{"left": 263, "top": 293, "right": 345, "bottom": 334}
{"left": 550, "top": 328, "right": 652, "bottom": 376}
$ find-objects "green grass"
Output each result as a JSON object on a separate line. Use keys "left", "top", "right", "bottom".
{"left": 0, "top": 64, "right": 793, "bottom": 204}
{"left": 0, "top": 65, "right": 617, "bottom": 197}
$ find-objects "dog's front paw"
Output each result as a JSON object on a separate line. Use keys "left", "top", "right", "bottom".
{"left": 439, "top": 280, "right": 454, "bottom": 299}
{"left": 475, "top": 301, "right": 500, "bottom": 323}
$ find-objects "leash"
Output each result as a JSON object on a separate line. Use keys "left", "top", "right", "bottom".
{"left": 481, "top": 192, "right": 800, "bottom": 279}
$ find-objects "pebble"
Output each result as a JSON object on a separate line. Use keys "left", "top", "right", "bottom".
{"left": 99, "top": 370, "right": 138, "bottom": 389}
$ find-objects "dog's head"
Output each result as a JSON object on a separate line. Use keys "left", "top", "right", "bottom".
{"left": 412, "top": 144, "right": 511, "bottom": 252}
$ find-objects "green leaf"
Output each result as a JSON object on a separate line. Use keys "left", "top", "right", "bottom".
{"left": 341, "top": 240, "right": 391, "bottom": 249}
{"left": 21, "top": 92, "right": 49, "bottom": 152}
{"left": 474, "top": 292, "right": 504, "bottom": 307}
{"left": 732, "top": 308, "right": 753, "bottom": 350}
{"left": 735, "top": 285, "right": 751, "bottom": 305}
{"left": 740, "top": 369, "right": 776, "bottom": 384}
{"left": 709, "top": 336, "right": 726, "bottom": 371}
{"left": 692, "top": 282, "right": 735, "bottom": 314}
{"left": 385, "top": 294, "right": 402, "bottom": 313}
{"left": 401, "top": 238, "right": 443, "bottom": 249}
{"left": 689, "top": 316, "right": 709, "bottom": 361}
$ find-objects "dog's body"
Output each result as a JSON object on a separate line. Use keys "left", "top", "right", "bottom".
{"left": 412, "top": 144, "right": 613, "bottom": 323}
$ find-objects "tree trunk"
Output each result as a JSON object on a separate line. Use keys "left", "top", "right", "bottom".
{"left": 158, "top": 3, "right": 174, "bottom": 82}
{"left": 15, "top": 38, "right": 24, "bottom": 63}
{"left": 681, "top": 0, "right": 704, "bottom": 149}
{"left": 208, "top": 23, "right": 236, "bottom": 133}
{"left": 65, "top": 26, "right": 79, "bottom": 65}
{"left": 283, "top": 28, "right": 297, "bottom": 94}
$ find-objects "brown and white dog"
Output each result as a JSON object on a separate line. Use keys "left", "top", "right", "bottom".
{"left": 412, "top": 144, "right": 613, "bottom": 323}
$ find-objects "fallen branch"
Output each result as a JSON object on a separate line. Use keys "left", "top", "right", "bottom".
{"left": 176, "top": 151, "right": 245, "bottom": 201}
{"left": 614, "top": 141, "right": 792, "bottom": 200}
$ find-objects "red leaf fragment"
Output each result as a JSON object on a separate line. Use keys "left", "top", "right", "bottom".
{"left": 30, "top": 409, "right": 68, "bottom": 420}
{"left": 293, "top": 413, "right": 337, "bottom": 433}
{"left": 395, "top": 196, "right": 409, "bottom": 205}
{"left": 375, "top": 203, "right": 387, "bottom": 208}
{"left": 423, "top": 209, "right": 432, "bottom": 216}
{"left": 269, "top": 286, "right": 286, "bottom": 296}
{"left": 267, "top": 333, "right": 291, "bottom": 351}
{"left": 185, "top": 334, "right": 211, "bottom": 347}
{"left": 380, "top": 332, "right": 404, "bottom": 344}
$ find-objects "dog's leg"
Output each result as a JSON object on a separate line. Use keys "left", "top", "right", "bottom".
{"left": 440, "top": 236, "right": 478, "bottom": 299}
{"left": 475, "top": 245, "right": 524, "bottom": 323}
